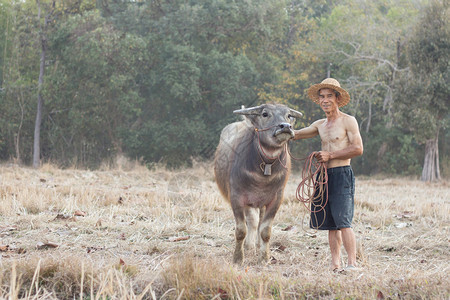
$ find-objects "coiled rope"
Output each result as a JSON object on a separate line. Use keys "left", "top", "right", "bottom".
{"left": 290, "top": 151, "right": 328, "bottom": 229}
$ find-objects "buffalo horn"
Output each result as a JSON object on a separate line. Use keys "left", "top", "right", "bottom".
{"left": 289, "top": 109, "right": 303, "bottom": 118}
{"left": 233, "top": 106, "right": 263, "bottom": 116}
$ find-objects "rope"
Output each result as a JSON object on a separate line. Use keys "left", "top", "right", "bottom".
{"left": 293, "top": 152, "right": 328, "bottom": 230}
{"left": 254, "top": 127, "right": 288, "bottom": 169}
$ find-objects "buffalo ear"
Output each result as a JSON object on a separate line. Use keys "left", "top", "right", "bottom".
{"left": 233, "top": 105, "right": 263, "bottom": 116}
{"left": 289, "top": 109, "right": 303, "bottom": 118}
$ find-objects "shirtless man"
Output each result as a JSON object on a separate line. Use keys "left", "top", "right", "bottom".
{"left": 293, "top": 78, "right": 363, "bottom": 271}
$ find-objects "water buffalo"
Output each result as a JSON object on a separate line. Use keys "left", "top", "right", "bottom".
{"left": 214, "top": 103, "right": 303, "bottom": 264}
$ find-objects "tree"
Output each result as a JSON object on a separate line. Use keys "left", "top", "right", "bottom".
{"left": 100, "top": 0, "right": 289, "bottom": 167}
{"left": 33, "top": 0, "right": 52, "bottom": 167}
{"left": 44, "top": 10, "right": 146, "bottom": 167}
{"left": 0, "top": 0, "right": 443, "bottom": 173}
{"left": 297, "top": 0, "right": 425, "bottom": 175}
{"left": 33, "top": 0, "right": 96, "bottom": 167}
{"left": 0, "top": 1, "right": 41, "bottom": 164}
{"left": 395, "top": 0, "right": 449, "bottom": 181}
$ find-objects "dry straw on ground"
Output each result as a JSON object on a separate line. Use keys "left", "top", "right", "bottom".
{"left": 0, "top": 162, "right": 448, "bottom": 299}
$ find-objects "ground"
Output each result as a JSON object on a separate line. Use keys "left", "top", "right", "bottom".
{"left": 0, "top": 162, "right": 448, "bottom": 299}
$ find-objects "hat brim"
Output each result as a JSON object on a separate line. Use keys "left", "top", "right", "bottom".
{"left": 307, "top": 83, "right": 350, "bottom": 107}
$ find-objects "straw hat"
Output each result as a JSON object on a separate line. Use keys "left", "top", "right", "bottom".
{"left": 307, "top": 78, "right": 350, "bottom": 107}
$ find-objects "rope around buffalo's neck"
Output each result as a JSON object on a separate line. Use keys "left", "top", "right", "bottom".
{"left": 254, "top": 127, "right": 288, "bottom": 169}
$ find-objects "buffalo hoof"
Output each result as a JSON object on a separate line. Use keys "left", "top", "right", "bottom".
{"left": 244, "top": 242, "right": 256, "bottom": 252}
{"left": 258, "top": 252, "right": 270, "bottom": 265}
{"left": 233, "top": 251, "right": 244, "bottom": 265}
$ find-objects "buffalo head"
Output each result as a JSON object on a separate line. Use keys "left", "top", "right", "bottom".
{"left": 233, "top": 104, "right": 303, "bottom": 149}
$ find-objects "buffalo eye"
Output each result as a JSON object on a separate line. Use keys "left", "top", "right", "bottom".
{"left": 262, "top": 112, "right": 269, "bottom": 117}
{"left": 288, "top": 114, "right": 295, "bottom": 120}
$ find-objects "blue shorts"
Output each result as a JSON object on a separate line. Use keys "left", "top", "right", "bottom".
{"left": 310, "top": 166, "right": 355, "bottom": 230}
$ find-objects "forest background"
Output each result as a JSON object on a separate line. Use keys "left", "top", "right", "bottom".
{"left": 0, "top": 0, "right": 448, "bottom": 180}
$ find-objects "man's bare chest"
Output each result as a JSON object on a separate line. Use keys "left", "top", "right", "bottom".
{"left": 318, "top": 121, "right": 348, "bottom": 144}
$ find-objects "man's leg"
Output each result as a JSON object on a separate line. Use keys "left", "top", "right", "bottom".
{"left": 328, "top": 230, "right": 342, "bottom": 269}
{"left": 341, "top": 227, "right": 357, "bottom": 267}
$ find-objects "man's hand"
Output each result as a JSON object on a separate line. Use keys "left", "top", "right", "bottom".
{"left": 292, "top": 121, "right": 321, "bottom": 140}
{"left": 315, "top": 151, "right": 332, "bottom": 163}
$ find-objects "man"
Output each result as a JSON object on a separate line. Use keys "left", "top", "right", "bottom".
{"left": 293, "top": 78, "right": 363, "bottom": 271}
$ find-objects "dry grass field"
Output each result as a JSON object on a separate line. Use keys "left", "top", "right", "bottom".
{"left": 0, "top": 161, "right": 448, "bottom": 299}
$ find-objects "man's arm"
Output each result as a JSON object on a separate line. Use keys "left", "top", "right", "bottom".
{"left": 293, "top": 120, "right": 322, "bottom": 140}
{"left": 315, "top": 116, "right": 364, "bottom": 162}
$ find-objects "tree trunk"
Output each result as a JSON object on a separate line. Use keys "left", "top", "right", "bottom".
{"left": 421, "top": 130, "right": 441, "bottom": 182}
{"left": 33, "top": 91, "right": 43, "bottom": 168}
{"left": 33, "top": 0, "right": 47, "bottom": 168}
{"left": 365, "top": 100, "right": 372, "bottom": 133}
{"left": 14, "top": 91, "right": 25, "bottom": 164}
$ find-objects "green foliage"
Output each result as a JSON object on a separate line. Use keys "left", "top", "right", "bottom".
{"left": 111, "top": 0, "right": 282, "bottom": 167}
{"left": 0, "top": 0, "right": 446, "bottom": 175}
{"left": 124, "top": 48, "right": 261, "bottom": 167}
{"left": 394, "top": 0, "right": 449, "bottom": 142}
{"left": 0, "top": 0, "right": 43, "bottom": 163}
{"left": 353, "top": 125, "right": 422, "bottom": 175}
{"left": 124, "top": 117, "right": 208, "bottom": 168}
{"left": 0, "top": 0, "right": 12, "bottom": 86}
{"left": 43, "top": 11, "right": 146, "bottom": 167}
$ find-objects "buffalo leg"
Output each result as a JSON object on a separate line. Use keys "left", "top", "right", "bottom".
{"left": 258, "top": 196, "right": 282, "bottom": 264}
{"left": 244, "top": 207, "right": 259, "bottom": 251}
{"left": 258, "top": 217, "right": 273, "bottom": 264}
{"left": 232, "top": 203, "right": 246, "bottom": 265}
{"left": 257, "top": 206, "right": 266, "bottom": 249}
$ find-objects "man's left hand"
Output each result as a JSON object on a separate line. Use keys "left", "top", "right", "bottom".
{"left": 315, "top": 151, "right": 332, "bottom": 163}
